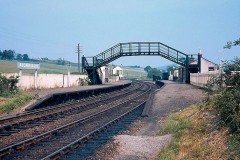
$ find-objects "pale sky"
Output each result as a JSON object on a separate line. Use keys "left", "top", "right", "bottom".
{"left": 0, "top": 0, "right": 239, "bottom": 67}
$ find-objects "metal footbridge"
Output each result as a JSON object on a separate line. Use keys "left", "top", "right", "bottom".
{"left": 82, "top": 42, "right": 196, "bottom": 84}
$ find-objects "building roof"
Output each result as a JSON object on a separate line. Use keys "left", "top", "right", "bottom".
{"left": 113, "top": 66, "right": 123, "bottom": 70}
{"left": 201, "top": 57, "right": 217, "bottom": 65}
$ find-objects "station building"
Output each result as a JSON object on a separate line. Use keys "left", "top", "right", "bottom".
{"left": 170, "top": 52, "right": 218, "bottom": 84}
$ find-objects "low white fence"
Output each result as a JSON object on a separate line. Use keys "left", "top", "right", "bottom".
{"left": 3, "top": 73, "right": 88, "bottom": 90}
{"left": 190, "top": 72, "right": 219, "bottom": 87}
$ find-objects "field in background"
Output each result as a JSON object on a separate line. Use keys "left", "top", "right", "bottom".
{"left": 121, "top": 66, "right": 149, "bottom": 80}
{"left": 0, "top": 60, "right": 148, "bottom": 80}
{"left": 0, "top": 60, "right": 80, "bottom": 74}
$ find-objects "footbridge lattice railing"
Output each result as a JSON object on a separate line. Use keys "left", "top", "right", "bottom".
{"left": 82, "top": 42, "right": 189, "bottom": 69}
{"left": 82, "top": 42, "right": 192, "bottom": 84}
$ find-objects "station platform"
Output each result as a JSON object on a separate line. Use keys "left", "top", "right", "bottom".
{"left": 25, "top": 80, "right": 132, "bottom": 110}
{"left": 27, "top": 80, "right": 131, "bottom": 99}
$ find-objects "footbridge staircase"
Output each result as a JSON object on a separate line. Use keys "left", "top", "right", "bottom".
{"left": 82, "top": 42, "right": 198, "bottom": 84}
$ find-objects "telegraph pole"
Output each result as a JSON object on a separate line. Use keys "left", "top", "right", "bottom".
{"left": 76, "top": 43, "right": 82, "bottom": 73}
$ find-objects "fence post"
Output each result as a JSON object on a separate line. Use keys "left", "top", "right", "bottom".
{"left": 18, "top": 69, "right": 22, "bottom": 87}
{"left": 34, "top": 70, "right": 38, "bottom": 89}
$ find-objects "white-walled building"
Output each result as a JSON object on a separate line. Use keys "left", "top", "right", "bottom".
{"left": 199, "top": 57, "right": 218, "bottom": 73}
{"left": 113, "top": 66, "right": 124, "bottom": 79}
{"left": 169, "top": 52, "right": 218, "bottom": 82}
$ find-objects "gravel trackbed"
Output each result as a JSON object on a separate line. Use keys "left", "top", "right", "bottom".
{"left": 110, "top": 81, "right": 205, "bottom": 160}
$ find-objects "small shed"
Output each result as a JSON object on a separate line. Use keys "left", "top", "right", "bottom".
{"left": 113, "top": 66, "right": 124, "bottom": 79}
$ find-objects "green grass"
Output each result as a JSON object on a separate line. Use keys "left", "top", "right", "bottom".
{"left": 0, "top": 92, "right": 34, "bottom": 113}
{"left": 156, "top": 108, "right": 193, "bottom": 160}
{"left": 159, "top": 115, "right": 190, "bottom": 135}
{"left": 0, "top": 60, "right": 80, "bottom": 74}
{"left": 155, "top": 102, "right": 236, "bottom": 160}
{"left": 0, "top": 60, "right": 18, "bottom": 73}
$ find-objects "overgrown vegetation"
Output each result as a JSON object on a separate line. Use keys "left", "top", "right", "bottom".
{"left": 208, "top": 57, "right": 240, "bottom": 134}
{"left": 0, "top": 74, "right": 33, "bottom": 114}
{"left": 79, "top": 77, "right": 91, "bottom": 86}
{"left": 156, "top": 57, "right": 240, "bottom": 159}
{"left": 0, "top": 93, "right": 33, "bottom": 114}
{"left": 0, "top": 73, "right": 19, "bottom": 96}
{"left": 156, "top": 103, "right": 234, "bottom": 159}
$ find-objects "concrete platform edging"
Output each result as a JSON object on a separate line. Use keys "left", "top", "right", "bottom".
{"left": 26, "top": 82, "right": 132, "bottom": 111}
{"left": 141, "top": 81, "right": 165, "bottom": 117}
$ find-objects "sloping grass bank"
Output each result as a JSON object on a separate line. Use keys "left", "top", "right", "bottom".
{"left": 0, "top": 93, "right": 33, "bottom": 114}
{"left": 156, "top": 101, "right": 239, "bottom": 160}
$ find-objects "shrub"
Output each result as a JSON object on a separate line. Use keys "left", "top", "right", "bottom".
{"left": 0, "top": 73, "right": 19, "bottom": 96}
{"left": 78, "top": 77, "right": 90, "bottom": 86}
{"left": 0, "top": 93, "right": 33, "bottom": 113}
{"left": 207, "top": 57, "right": 240, "bottom": 134}
{"left": 214, "top": 89, "right": 240, "bottom": 133}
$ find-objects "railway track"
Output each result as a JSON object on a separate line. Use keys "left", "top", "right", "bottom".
{"left": 0, "top": 81, "right": 158, "bottom": 159}
{"left": 0, "top": 81, "right": 141, "bottom": 137}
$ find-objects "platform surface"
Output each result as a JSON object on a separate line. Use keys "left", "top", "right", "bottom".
{"left": 26, "top": 80, "right": 131, "bottom": 98}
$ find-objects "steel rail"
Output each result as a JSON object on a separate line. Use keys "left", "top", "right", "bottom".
{"left": 0, "top": 82, "right": 143, "bottom": 136}
{"left": 42, "top": 101, "right": 146, "bottom": 160}
{"left": 0, "top": 82, "right": 152, "bottom": 158}
{"left": 0, "top": 82, "right": 134, "bottom": 122}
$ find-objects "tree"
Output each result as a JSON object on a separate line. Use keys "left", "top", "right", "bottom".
{"left": 144, "top": 66, "right": 152, "bottom": 72}
{"left": 23, "top": 54, "right": 29, "bottom": 61}
{"left": 16, "top": 53, "right": 23, "bottom": 60}
{"left": 0, "top": 50, "right": 2, "bottom": 59}
{"left": 2, "top": 50, "right": 8, "bottom": 59}
{"left": 2, "top": 50, "right": 15, "bottom": 60}
{"left": 223, "top": 38, "right": 240, "bottom": 49}
{"left": 166, "top": 65, "right": 178, "bottom": 74}
{"left": 147, "top": 68, "right": 162, "bottom": 78}
{"left": 41, "top": 57, "right": 48, "bottom": 61}
{"left": 8, "top": 50, "right": 15, "bottom": 60}
{"left": 57, "top": 58, "right": 65, "bottom": 65}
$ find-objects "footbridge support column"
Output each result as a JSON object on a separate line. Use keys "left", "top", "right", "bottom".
{"left": 185, "top": 55, "right": 190, "bottom": 83}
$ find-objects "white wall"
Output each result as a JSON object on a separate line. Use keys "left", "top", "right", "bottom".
{"left": 190, "top": 71, "right": 219, "bottom": 87}
{"left": 201, "top": 58, "right": 217, "bottom": 73}
{"left": 3, "top": 73, "right": 88, "bottom": 90}
{"left": 113, "top": 66, "right": 123, "bottom": 78}
{"left": 108, "top": 75, "right": 120, "bottom": 82}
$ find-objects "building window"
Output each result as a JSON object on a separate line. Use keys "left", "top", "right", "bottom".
{"left": 208, "top": 67, "right": 214, "bottom": 71}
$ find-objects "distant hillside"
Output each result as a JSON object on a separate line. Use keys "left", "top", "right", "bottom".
{"left": 0, "top": 60, "right": 81, "bottom": 74}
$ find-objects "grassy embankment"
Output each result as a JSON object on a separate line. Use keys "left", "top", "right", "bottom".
{"left": 156, "top": 100, "right": 239, "bottom": 160}
{"left": 0, "top": 92, "right": 34, "bottom": 114}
